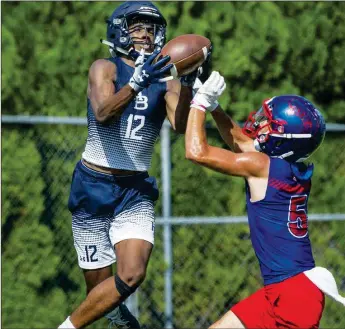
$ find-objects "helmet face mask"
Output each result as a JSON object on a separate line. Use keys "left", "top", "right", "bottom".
{"left": 243, "top": 96, "right": 326, "bottom": 162}
{"left": 243, "top": 99, "right": 287, "bottom": 142}
{"left": 127, "top": 17, "right": 161, "bottom": 52}
{"left": 103, "top": 2, "right": 167, "bottom": 60}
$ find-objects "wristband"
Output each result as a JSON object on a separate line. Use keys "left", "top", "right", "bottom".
{"left": 190, "top": 100, "right": 207, "bottom": 112}
{"left": 129, "top": 78, "right": 144, "bottom": 92}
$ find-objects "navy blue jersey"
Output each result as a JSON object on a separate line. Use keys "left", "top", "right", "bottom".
{"left": 83, "top": 57, "right": 167, "bottom": 170}
{"left": 246, "top": 157, "right": 315, "bottom": 285}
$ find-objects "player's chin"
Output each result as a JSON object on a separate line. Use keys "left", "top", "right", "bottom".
{"left": 136, "top": 44, "right": 154, "bottom": 53}
{"left": 147, "top": 45, "right": 155, "bottom": 53}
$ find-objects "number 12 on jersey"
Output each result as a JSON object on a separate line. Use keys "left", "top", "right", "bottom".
{"left": 125, "top": 114, "right": 145, "bottom": 140}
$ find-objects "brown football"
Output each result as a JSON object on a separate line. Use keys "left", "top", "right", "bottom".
{"left": 159, "top": 34, "right": 211, "bottom": 77}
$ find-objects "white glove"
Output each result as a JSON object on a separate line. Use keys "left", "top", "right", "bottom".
{"left": 192, "top": 78, "right": 203, "bottom": 95}
{"left": 129, "top": 49, "right": 146, "bottom": 92}
{"left": 191, "top": 71, "right": 226, "bottom": 112}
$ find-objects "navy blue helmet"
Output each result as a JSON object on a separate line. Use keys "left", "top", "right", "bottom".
{"left": 102, "top": 1, "right": 167, "bottom": 59}
{"left": 243, "top": 95, "right": 326, "bottom": 162}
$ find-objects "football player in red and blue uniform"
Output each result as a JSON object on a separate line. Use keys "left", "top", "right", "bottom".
{"left": 185, "top": 72, "right": 344, "bottom": 328}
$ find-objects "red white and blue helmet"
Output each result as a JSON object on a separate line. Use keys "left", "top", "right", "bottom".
{"left": 102, "top": 1, "right": 166, "bottom": 60}
{"left": 243, "top": 95, "right": 326, "bottom": 162}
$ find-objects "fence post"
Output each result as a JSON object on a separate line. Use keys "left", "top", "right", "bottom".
{"left": 161, "top": 121, "right": 173, "bottom": 329}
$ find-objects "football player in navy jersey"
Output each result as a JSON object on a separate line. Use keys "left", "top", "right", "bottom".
{"left": 58, "top": 2, "right": 200, "bottom": 328}
{"left": 185, "top": 71, "right": 344, "bottom": 328}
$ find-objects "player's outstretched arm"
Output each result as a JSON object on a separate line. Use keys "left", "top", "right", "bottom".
{"left": 165, "top": 50, "right": 210, "bottom": 134}
{"left": 88, "top": 59, "right": 137, "bottom": 124}
{"left": 185, "top": 72, "right": 269, "bottom": 178}
{"left": 211, "top": 106, "right": 254, "bottom": 153}
{"left": 165, "top": 68, "right": 205, "bottom": 134}
{"left": 185, "top": 108, "right": 268, "bottom": 177}
{"left": 165, "top": 79, "right": 193, "bottom": 134}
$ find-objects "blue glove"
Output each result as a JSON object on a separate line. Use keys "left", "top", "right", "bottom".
{"left": 129, "top": 49, "right": 173, "bottom": 92}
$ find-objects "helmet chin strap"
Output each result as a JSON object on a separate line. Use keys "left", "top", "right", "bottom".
{"left": 254, "top": 137, "right": 295, "bottom": 160}
{"left": 101, "top": 39, "right": 131, "bottom": 56}
{"left": 253, "top": 139, "right": 262, "bottom": 152}
{"left": 254, "top": 132, "right": 270, "bottom": 152}
{"left": 101, "top": 39, "right": 157, "bottom": 60}
{"left": 272, "top": 151, "right": 294, "bottom": 159}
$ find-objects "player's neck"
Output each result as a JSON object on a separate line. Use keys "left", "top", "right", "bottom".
{"left": 120, "top": 56, "right": 135, "bottom": 68}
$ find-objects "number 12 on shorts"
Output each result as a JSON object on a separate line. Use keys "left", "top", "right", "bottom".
{"left": 82, "top": 245, "right": 98, "bottom": 262}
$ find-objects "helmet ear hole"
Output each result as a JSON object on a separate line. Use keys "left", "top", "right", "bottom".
{"left": 110, "top": 34, "right": 115, "bottom": 39}
{"left": 275, "top": 140, "right": 284, "bottom": 147}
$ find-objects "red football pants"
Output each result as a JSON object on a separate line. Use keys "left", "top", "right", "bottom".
{"left": 231, "top": 272, "right": 325, "bottom": 328}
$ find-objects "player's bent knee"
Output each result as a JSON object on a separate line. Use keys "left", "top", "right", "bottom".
{"left": 115, "top": 273, "right": 139, "bottom": 299}
{"left": 117, "top": 265, "right": 147, "bottom": 287}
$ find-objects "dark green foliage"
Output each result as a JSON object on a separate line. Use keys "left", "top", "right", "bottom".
{"left": 2, "top": 2, "right": 345, "bottom": 328}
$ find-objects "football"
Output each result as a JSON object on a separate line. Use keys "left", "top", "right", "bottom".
{"left": 159, "top": 34, "right": 211, "bottom": 77}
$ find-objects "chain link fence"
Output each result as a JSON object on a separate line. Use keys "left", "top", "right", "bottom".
{"left": 2, "top": 116, "right": 345, "bottom": 329}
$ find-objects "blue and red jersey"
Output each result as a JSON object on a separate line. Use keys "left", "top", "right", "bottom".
{"left": 246, "top": 157, "right": 315, "bottom": 285}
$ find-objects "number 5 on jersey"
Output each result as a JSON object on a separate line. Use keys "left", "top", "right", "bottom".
{"left": 288, "top": 195, "right": 308, "bottom": 238}
{"left": 125, "top": 114, "right": 145, "bottom": 140}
